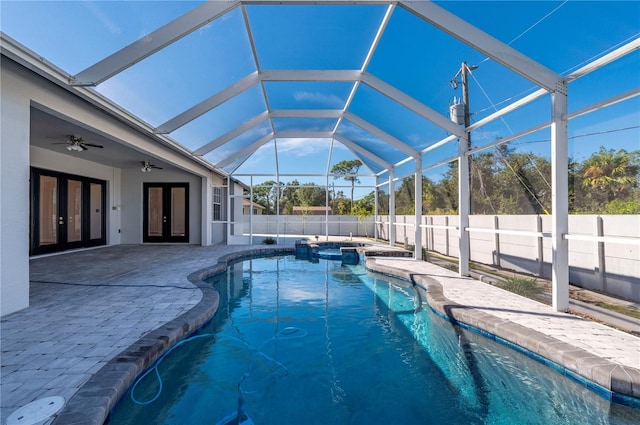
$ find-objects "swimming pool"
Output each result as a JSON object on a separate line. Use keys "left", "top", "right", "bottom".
{"left": 107, "top": 255, "right": 640, "bottom": 424}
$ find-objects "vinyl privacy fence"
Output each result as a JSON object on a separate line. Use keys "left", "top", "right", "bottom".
{"left": 246, "top": 214, "right": 639, "bottom": 302}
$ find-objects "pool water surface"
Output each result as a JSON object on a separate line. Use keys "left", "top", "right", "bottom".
{"left": 107, "top": 255, "right": 640, "bottom": 424}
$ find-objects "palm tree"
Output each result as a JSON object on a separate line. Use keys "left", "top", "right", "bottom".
{"left": 330, "top": 159, "right": 363, "bottom": 212}
{"left": 580, "top": 147, "right": 640, "bottom": 203}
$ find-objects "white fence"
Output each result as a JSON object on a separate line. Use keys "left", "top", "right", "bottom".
{"left": 244, "top": 215, "right": 376, "bottom": 238}
{"left": 377, "top": 214, "right": 639, "bottom": 302}
{"left": 245, "top": 214, "right": 639, "bottom": 301}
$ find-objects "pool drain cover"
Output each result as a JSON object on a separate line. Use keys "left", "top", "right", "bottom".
{"left": 6, "top": 396, "right": 65, "bottom": 425}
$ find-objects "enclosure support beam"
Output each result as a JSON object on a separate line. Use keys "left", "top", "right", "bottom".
{"left": 401, "top": 0, "right": 561, "bottom": 91}
{"left": 458, "top": 134, "right": 470, "bottom": 276}
{"left": 202, "top": 176, "right": 212, "bottom": 246}
{"left": 226, "top": 177, "right": 232, "bottom": 244}
{"left": 71, "top": 1, "right": 240, "bottom": 85}
{"left": 551, "top": 84, "right": 569, "bottom": 312}
{"left": 414, "top": 157, "right": 423, "bottom": 260}
{"left": 374, "top": 175, "right": 379, "bottom": 241}
{"left": 389, "top": 168, "right": 396, "bottom": 247}
{"left": 325, "top": 175, "right": 330, "bottom": 241}
{"left": 249, "top": 176, "right": 254, "bottom": 245}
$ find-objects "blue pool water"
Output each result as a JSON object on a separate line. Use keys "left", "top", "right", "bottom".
{"left": 107, "top": 255, "right": 640, "bottom": 424}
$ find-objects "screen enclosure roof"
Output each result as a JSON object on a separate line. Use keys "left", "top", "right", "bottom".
{"left": 1, "top": 0, "right": 638, "bottom": 183}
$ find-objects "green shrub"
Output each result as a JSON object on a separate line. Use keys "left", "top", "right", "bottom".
{"left": 263, "top": 237, "right": 276, "bottom": 245}
{"left": 443, "top": 263, "right": 458, "bottom": 272}
{"left": 497, "top": 275, "right": 543, "bottom": 299}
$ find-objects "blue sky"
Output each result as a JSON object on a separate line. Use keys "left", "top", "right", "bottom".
{"left": 1, "top": 1, "right": 638, "bottom": 197}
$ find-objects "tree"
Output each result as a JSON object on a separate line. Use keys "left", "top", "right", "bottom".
{"left": 491, "top": 147, "right": 551, "bottom": 215}
{"left": 332, "top": 191, "right": 351, "bottom": 215}
{"left": 331, "top": 159, "right": 363, "bottom": 212}
{"left": 434, "top": 162, "right": 459, "bottom": 214}
{"left": 352, "top": 192, "right": 375, "bottom": 237}
{"left": 280, "top": 180, "right": 301, "bottom": 214}
{"left": 579, "top": 147, "right": 640, "bottom": 204}
{"left": 395, "top": 176, "right": 416, "bottom": 215}
{"left": 295, "top": 183, "right": 326, "bottom": 208}
{"left": 252, "top": 180, "right": 282, "bottom": 214}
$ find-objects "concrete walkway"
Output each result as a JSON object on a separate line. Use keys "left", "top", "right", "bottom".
{"left": 1, "top": 242, "right": 639, "bottom": 424}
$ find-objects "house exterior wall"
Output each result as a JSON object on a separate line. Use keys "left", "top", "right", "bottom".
{"left": 120, "top": 167, "right": 202, "bottom": 244}
{"left": 30, "top": 146, "right": 122, "bottom": 246}
{"left": 1, "top": 60, "right": 31, "bottom": 316}
{"left": 0, "top": 57, "right": 221, "bottom": 316}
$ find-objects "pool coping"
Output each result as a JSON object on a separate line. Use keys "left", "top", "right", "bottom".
{"left": 365, "top": 259, "right": 640, "bottom": 408}
{"left": 51, "top": 247, "right": 294, "bottom": 425}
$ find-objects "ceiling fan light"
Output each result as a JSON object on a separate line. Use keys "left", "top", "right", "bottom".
{"left": 66, "top": 143, "right": 83, "bottom": 152}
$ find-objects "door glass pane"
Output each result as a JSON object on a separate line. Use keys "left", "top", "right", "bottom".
{"left": 171, "top": 187, "right": 186, "bottom": 237}
{"left": 67, "top": 179, "right": 82, "bottom": 242}
{"left": 90, "top": 183, "right": 103, "bottom": 240}
{"left": 39, "top": 175, "right": 58, "bottom": 245}
{"left": 148, "top": 187, "right": 163, "bottom": 237}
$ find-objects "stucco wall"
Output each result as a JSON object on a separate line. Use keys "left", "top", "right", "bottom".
{"left": 1, "top": 56, "right": 217, "bottom": 316}
{"left": 1, "top": 62, "right": 31, "bottom": 316}
{"left": 120, "top": 168, "right": 202, "bottom": 245}
{"left": 30, "top": 146, "right": 122, "bottom": 246}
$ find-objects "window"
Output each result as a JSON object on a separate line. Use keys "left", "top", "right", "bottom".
{"left": 212, "top": 186, "right": 223, "bottom": 221}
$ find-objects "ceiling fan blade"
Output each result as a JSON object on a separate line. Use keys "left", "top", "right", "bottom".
{"left": 83, "top": 143, "right": 104, "bottom": 148}
{"left": 151, "top": 165, "right": 163, "bottom": 169}
{"left": 80, "top": 144, "right": 89, "bottom": 151}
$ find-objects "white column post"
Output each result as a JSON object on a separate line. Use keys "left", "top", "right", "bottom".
{"left": 226, "top": 177, "right": 231, "bottom": 243}
{"left": 249, "top": 176, "right": 254, "bottom": 245}
{"left": 414, "top": 157, "right": 423, "bottom": 260}
{"left": 325, "top": 174, "right": 330, "bottom": 240}
{"left": 374, "top": 175, "right": 379, "bottom": 241}
{"left": 0, "top": 85, "right": 30, "bottom": 316}
{"left": 202, "top": 175, "right": 212, "bottom": 246}
{"left": 458, "top": 134, "right": 470, "bottom": 276}
{"left": 276, "top": 174, "right": 281, "bottom": 243}
{"left": 389, "top": 168, "right": 396, "bottom": 246}
{"left": 551, "top": 82, "right": 569, "bottom": 312}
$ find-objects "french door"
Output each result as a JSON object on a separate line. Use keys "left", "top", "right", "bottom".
{"left": 143, "top": 183, "right": 189, "bottom": 243}
{"left": 30, "top": 168, "right": 106, "bottom": 255}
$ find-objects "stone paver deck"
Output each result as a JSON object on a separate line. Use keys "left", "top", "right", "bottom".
{"left": 1, "top": 242, "right": 639, "bottom": 424}
{"left": 367, "top": 258, "right": 640, "bottom": 400}
{"left": 1, "top": 243, "right": 294, "bottom": 423}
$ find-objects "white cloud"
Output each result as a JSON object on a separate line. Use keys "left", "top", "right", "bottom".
{"left": 84, "top": 1, "right": 122, "bottom": 35}
{"left": 275, "top": 138, "right": 332, "bottom": 157}
{"left": 292, "top": 91, "right": 345, "bottom": 108}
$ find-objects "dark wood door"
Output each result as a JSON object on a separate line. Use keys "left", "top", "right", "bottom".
{"left": 30, "top": 168, "right": 106, "bottom": 255}
{"left": 143, "top": 183, "right": 189, "bottom": 243}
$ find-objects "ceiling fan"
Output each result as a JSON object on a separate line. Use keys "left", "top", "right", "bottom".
{"left": 54, "top": 135, "right": 104, "bottom": 152}
{"left": 141, "top": 161, "right": 163, "bottom": 172}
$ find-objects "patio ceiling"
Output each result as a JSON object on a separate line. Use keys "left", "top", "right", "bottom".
{"left": 2, "top": 0, "right": 638, "bottom": 185}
